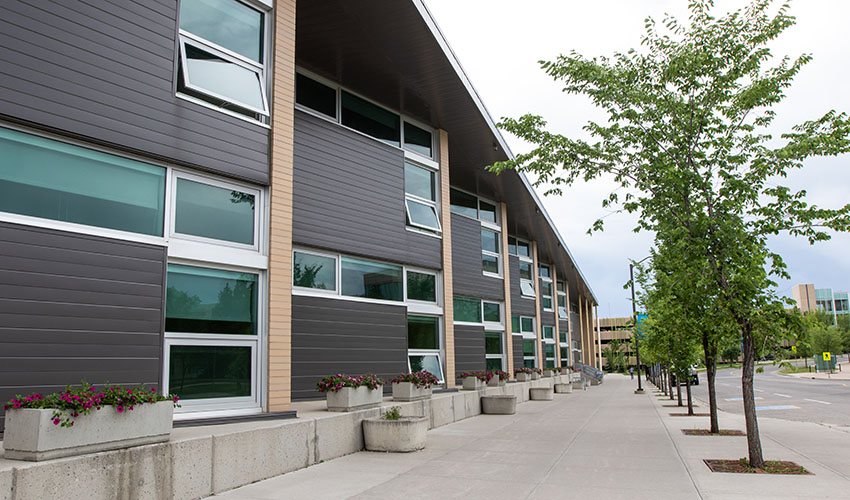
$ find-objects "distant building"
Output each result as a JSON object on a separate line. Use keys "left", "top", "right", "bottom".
{"left": 598, "top": 317, "right": 637, "bottom": 370}
{"left": 792, "top": 284, "right": 849, "bottom": 324}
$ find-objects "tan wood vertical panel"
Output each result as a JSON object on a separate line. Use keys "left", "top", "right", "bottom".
{"left": 586, "top": 296, "right": 593, "bottom": 368}
{"left": 532, "top": 241, "right": 543, "bottom": 368}
{"left": 439, "top": 129, "right": 456, "bottom": 388}
{"left": 565, "top": 273, "right": 573, "bottom": 366}
{"left": 578, "top": 293, "right": 585, "bottom": 364}
{"left": 500, "top": 202, "right": 513, "bottom": 375}
{"left": 267, "top": 0, "right": 297, "bottom": 411}
{"left": 552, "top": 264, "right": 560, "bottom": 367}
{"left": 595, "top": 305, "right": 602, "bottom": 370}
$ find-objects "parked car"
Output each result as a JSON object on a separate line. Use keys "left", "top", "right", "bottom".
{"left": 671, "top": 366, "right": 699, "bottom": 386}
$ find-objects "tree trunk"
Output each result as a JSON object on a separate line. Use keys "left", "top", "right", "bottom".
{"left": 686, "top": 378, "right": 694, "bottom": 415}
{"left": 668, "top": 365, "right": 675, "bottom": 400}
{"left": 676, "top": 375, "right": 683, "bottom": 406}
{"left": 702, "top": 333, "right": 720, "bottom": 433}
{"left": 741, "top": 321, "right": 764, "bottom": 468}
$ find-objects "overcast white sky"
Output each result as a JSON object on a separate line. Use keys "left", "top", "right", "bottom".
{"left": 425, "top": 0, "right": 850, "bottom": 318}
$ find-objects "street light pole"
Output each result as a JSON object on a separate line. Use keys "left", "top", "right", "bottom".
{"left": 630, "top": 260, "right": 646, "bottom": 394}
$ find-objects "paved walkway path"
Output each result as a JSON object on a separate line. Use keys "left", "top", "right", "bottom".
{"left": 209, "top": 376, "right": 850, "bottom": 499}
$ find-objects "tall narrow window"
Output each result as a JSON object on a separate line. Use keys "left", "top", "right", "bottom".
{"left": 178, "top": 0, "right": 269, "bottom": 119}
{"left": 408, "top": 315, "right": 443, "bottom": 382}
{"left": 519, "top": 262, "right": 535, "bottom": 297}
{"left": 481, "top": 228, "right": 501, "bottom": 276}
{"left": 520, "top": 316, "right": 536, "bottom": 368}
{"left": 557, "top": 280, "right": 568, "bottom": 319}
{"left": 404, "top": 162, "right": 440, "bottom": 233}
{"left": 485, "top": 331, "right": 504, "bottom": 371}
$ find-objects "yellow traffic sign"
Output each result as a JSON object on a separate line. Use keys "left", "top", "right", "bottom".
{"left": 823, "top": 352, "right": 831, "bottom": 361}
{"left": 791, "top": 345, "right": 797, "bottom": 354}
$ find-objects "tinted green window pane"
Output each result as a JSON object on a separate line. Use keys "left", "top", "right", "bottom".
{"left": 296, "top": 73, "right": 336, "bottom": 118}
{"left": 453, "top": 296, "right": 481, "bottom": 323}
{"left": 483, "top": 302, "right": 500, "bottom": 323}
{"left": 517, "top": 241, "right": 530, "bottom": 257}
{"left": 293, "top": 252, "right": 336, "bottom": 290}
{"left": 523, "top": 359, "right": 536, "bottom": 368}
{"left": 519, "top": 262, "right": 532, "bottom": 280}
{"left": 511, "top": 315, "right": 520, "bottom": 333}
{"left": 485, "top": 332, "right": 502, "bottom": 354}
{"left": 166, "top": 265, "right": 258, "bottom": 334}
{"left": 403, "top": 122, "right": 432, "bottom": 158}
{"left": 0, "top": 127, "right": 165, "bottom": 236}
{"left": 545, "top": 344, "right": 555, "bottom": 358}
{"left": 180, "top": 0, "right": 263, "bottom": 62}
{"left": 479, "top": 200, "right": 497, "bottom": 223}
{"left": 404, "top": 162, "right": 435, "bottom": 201}
{"left": 560, "top": 332, "right": 567, "bottom": 343}
{"left": 541, "top": 282, "right": 553, "bottom": 296}
{"left": 560, "top": 347, "right": 569, "bottom": 363}
{"left": 409, "top": 354, "right": 443, "bottom": 380}
{"left": 557, "top": 281, "right": 565, "bottom": 293}
{"left": 482, "top": 254, "right": 499, "bottom": 274}
{"left": 481, "top": 229, "right": 499, "bottom": 254}
{"left": 341, "top": 257, "right": 402, "bottom": 301}
{"left": 175, "top": 178, "right": 254, "bottom": 244}
{"left": 521, "top": 317, "right": 534, "bottom": 333}
{"left": 522, "top": 339, "right": 535, "bottom": 357}
{"left": 406, "top": 199, "right": 440, "bottom": 231}
{"left": 558, "top": 295, "right": 566, "bottom": 307}
{"left": 408, "top": 315, "right": 439, "bottom": 350}
{"left": 407, "top": 271, "right": 436, "bottom": 302}
{"left": 341, "top": 91, "right": 400, "bottom": 147}
{"left": 486, "top": 358, "right": 503, "bottom": 371}
{"left": 169, "top": 345, "right": 251, "bottom": 400}
{"left": 508, "top": 236, "right": 517, "bottom": 255}
{"left": 449, "top": 188, "right": 477, "bottom": 218}
{"left": 543, "top": 297, "right": 553, "bottom": 309}
{"left": 543, "top": 326, "right": 554, "bottom": 339}
{"left": 545, "top": 359, "right": 555, "bottom": 368}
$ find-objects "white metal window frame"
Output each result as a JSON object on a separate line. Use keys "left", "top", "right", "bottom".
{"left": 291, "top": 248, "right": 340, "bottom": 294}
{"left": 542, "top": 325, "right": 555, "bottom": 341}
{"left": 163, "top": 259, "right": 267, "bottom": 416}
{"left": 407, "top": 313, "right": 445, "bottom": 383}
{"left": 557, "top": 281, "right": 568, "bottom": 319}
{"left": 540, "top": 273, "right": 554, "bottom": 312}
{"left": 176, "top": 0, "right": 272, "bottom": 122}
{"left": 405, "top": 267, "right": 442, "bottom": 315}
{"left": 453, "top": 296, "right": 483, "bottom": 326}
{"left": 482, "top": 301, "right": 504, "bottom": 331}
{"left": 404, "top": 160, "right": 442, "bottom": 234}
{"left": 519, "top": 260, "right": 535, "bottom": 299}
{"left": 294, "top": 68, "right": 438, "bottom": 165}
{"left": 485, "top": 330, "right": 506, "bottom": 371}
{"left": 481, "top": 226, "right": 502, "bottom": 279}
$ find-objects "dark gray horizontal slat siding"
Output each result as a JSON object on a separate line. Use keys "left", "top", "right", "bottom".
{"left": 293, "top": 111, "right": 441, "bottom": 269}
{"left": 509, "top": 256, "right": 536, "bottom": 316}
{"left": 0, "top": 0, "right": 269, "bottom": 184}
{"left": 454, "top": 324, "right": 484, "bottom": 375}
{"left": 512, "top": 335, "right": 524, "bottom": 372}
{"left": 291, "top": 295, "right": 407, "bottom": 401}
{"left": 451, "top": 214, "right": 503, "bottom": 301}
{"left": 0, "top": 222, "right": 165, "bottom": 433}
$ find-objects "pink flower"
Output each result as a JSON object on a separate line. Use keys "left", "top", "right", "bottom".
{"left": 116, "top": 406, "right": 124, "bottom": 413}
{"left": 53, "top": 418, "right": 60, "bottom": 425}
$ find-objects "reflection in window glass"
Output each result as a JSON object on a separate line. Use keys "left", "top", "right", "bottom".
{"left": 165, "top": 265, "right": 258, "bottom": 335}
{"left": 560, "top": 331, "right": 567, "bottom": 343}
{"left": 180, "top": 0, "right": 264, "bottom": 62}
{"left": 175, "top": 178, "right": 254, "bottom": 244}
{"left": 519, "top": 262, "right": 533, "bottom": 280}
{"left": 543, "top": 326, "right": 554, "bottom": 339}
{"left": 520, "top": 280, "right": 535, "bottom": 297}
{"left": 508, "top": 236, "right": 517, "bottom": 255}
{"left": 479, "top": 200, "right": 497, "bottom": 223}
{"left": 182, "top": 43, "right": 266, "bottom": 113}
{"left": 453, "top": 296, "right": 481, "bottom": 323}
{"left": 481, "top": 229, "right": 500, "bottom": 254}
{"left": 524, "top": 359, "right": 536, "bottom": 369}
{"left": 408, "top": 315, "right": 439, "bottom": 350}
{"left": 341, "top": 257, "right": 403, "bottom": 301}
{"left": 405, "top": 199, "right": 441, "bottom": 231}
{"left": 169, "top": 345, "right": 252, "bottom": 400}
{"left": 293, "top": 252, "right": 336, "bottom": 290}
{"left": 523, "top": 339, "right": 535, "bottom": 357}
{"left": 296, "top": 73, "right": 336, "bottom": 118}
{"left": 486, "top": 358, "right": 503, "bottom": 371}
{"left": 521, "top": 317, "right": 534, "bottom": 333}
{"left": 407, "top": 271, "right": 436, "bottom": 302}
{"left": 517, "top": 241, "right": 530, "bottom": 258}
{"left": 409, "top": 354, "right": 443, "bottom": 381}
{"left": 482, "top": 254, "right": 500, "bottom": 274}
{"left": 511, "top": 314, "right": 520, "bottom": 333}
{"left": 485, "top": 332, "right": 502, "bottom": 354}
{"left": 539, "top": 265, "right": 551, "bottom": 278}
{"left": 403, "top": 122, "right": 432, "bottom": 158}
{"left": 557, "top": 281, "right": 565, "bottom": 293}
{"left": 560, "top": 347, "right": 570, "bottom": 366}
{"left": 449, "top": 188, "right": 477, "bottom": 219}
{"left": 404, "top": 162, "right": 435, "bottom": 201}
{"left": 483, "top": 302, "right": 500, "bottom": 323}
{"left": 341, "top": 91, "right": 400, "bottom": 147}
{"left": 0, "top": 127, "right": 166, "bottom": 236}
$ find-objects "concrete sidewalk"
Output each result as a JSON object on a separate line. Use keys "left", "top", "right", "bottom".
{"left": 209, "top": 376, "right": 850, "bottom": 499}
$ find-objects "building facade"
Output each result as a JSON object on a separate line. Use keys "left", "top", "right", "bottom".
{"left": 0, "top": 0, "right": 599, "bottom": 431}
{"left": 597, "top": 317, "right": 637, "bottom": 371}
{"left": 792, "top": 284, "right": 849, "bottom": 325}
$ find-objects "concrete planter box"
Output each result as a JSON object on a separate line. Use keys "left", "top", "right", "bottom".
{"left": 529, "top": 387, "right": 554, "bottom": 401}
{"left": 572, "top": 379, "right": 585, "bottom": 390}
{"left": 481, "top": 395, "right": 516, "bottom": 415}
{"left": 516, "top": 373, "right": 531, "bottom": 382}
{"left": 3, "top": 401, "right": 173, "bottom": 461}
{"left": 461, "top": 377, "right": 484, "bottom": 391}
{"left": 326, "top": 386, "right": 383, "bottom": 411}
{"left": 543, "top": 370, "right": 557, "bottom": 378}
{"left": 487, "top": 377, "right": 506, "bottom": 387}
{"left": 531, "top": 373, "right": 541, "bottom": 381}
{"left": 391, "top": 382, "right": 432, "bottom": 402}
{"left": 554, "top": 383, "right": 573, "bottom": 394}
{"left": 363, "top": 416, "right": 428, "bottom": 452}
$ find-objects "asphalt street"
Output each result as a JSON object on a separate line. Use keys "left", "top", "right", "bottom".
{"left": 674, "top": 361, "right": 850, "bottom": 428}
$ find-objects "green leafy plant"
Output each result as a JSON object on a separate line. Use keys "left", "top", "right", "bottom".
{"left": 383, "top": 406, "right": 402, "bottom": 421}
{"left": 457, "top": 371, "right": 493, "bottom": 382}
{"left": 316, "top": 373, "right": 384, "bottom": 393}
{"left": 390, "top": 371, "right": 440, "bottom": 388}
{"left": 4, "top": 381, "right": 179, "bottom": 428}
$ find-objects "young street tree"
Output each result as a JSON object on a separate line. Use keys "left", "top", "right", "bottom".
{"left": 489, "top": 0, "right": 850, "bottom": 467}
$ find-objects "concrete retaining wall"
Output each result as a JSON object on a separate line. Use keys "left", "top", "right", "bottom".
{"left": 0, "top": 378, "right": 564, "bottom": 500}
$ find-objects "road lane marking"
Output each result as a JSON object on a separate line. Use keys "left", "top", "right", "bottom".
{"left": 757, "top": 405, "right": 799, "bottom": 411}
{"left": 720, "top": 383, "right": 731, "bottom": 386}
{"left": 754, "top": 389, "right": 764, "bottom": 392}
{"left": 804, "top": 399, "right": 831, "bottom": 405}
{"left": 774, "top": 393, "right": 791, "bottom": 398}
{"left": 725, "top": 397, "right": 763, "bottom": 401}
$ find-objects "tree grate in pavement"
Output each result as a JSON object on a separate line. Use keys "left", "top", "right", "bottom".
{"left": 704, "top": 459, "right": 811, "bottom": 475}
{"left": 682, "top": 429, "right": 745, "bottom": 436}
{"left": 669, "top": 412, "right": 711, "bottom": 416}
